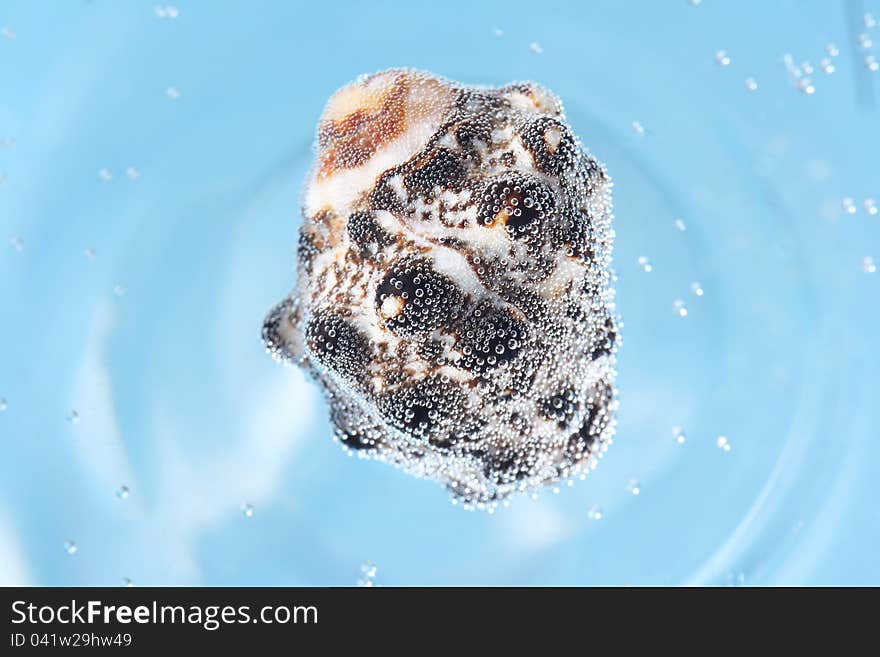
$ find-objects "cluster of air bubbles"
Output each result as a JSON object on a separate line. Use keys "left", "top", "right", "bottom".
{"left": 241, "top": 503, "right": 254, "bottom": 518}
{"left": 154, "top": 5, "right": 179, "bottom": 18}
{"left": 1, "top": 26, "right": 14, "bottom": 40}
{"left": 67, "top": 410, "right": 80, "bottom": 425}
{"left": 529, "top": 42, "right": 543, "bottom": 55}
{"left": 637, "top": 256, "right": 653, "bottom": 273}
{"left": 116, "top": 485, "right": 130, "bottom": 500}
{"left": 587, "top": 504, "right": 604, "bottom": 520}
{"left": 673, "top": 426, "right": 687, "bottom": 444}
{"left": 842, "top": 197, "right": 878, "bottom": 215}
{"left": 783, "top": 55, "right": 817, "bottom": 94}
{"left": 857, "top": 7, "right": 877, "bottom": 65}
{"left": 716, "top": 435, "right": 732, "bottom": 452}
{"left": 626, "top": 479, "right": 641, "bottom": 495}
{"left": 63, "top": 540, "right": 78, "bottom": 555}
{"left": 673, "top": 299, "right": 688, "bottom": 317}
{"left": 357, "top": 562, "right": 378, "bottom": 587}
{"left": 165, "top": 86, "right": 181, "bottom": 100}
{"left": 863, "top": 256, "right": 877, "bottom": 274}
{"left": 714, "top": 50, "right": 731, "bottom": 67}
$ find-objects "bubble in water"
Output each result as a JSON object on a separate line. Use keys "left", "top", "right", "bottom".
{"left": 863, "top": 256, "right": 877, "bottom": 274}
{"left": 587, "top": 504, "right": 604, "bottom": 520}
{"left": 716, "top": 435, "right": 732, "bottom": 452}
{"left": 674, "top": 218, "right": 687, "bottom": 231}
{"left": 866, "top": 13, "right": 877, "bottom": 28}
{"left": 357, "top": 561, "right": 378, "bottom": 586}
{"left": 637, "top": 256, "right": 653, "bottom": 273}
{"left": 529, "top": 42, "right": 543, "bottom": 55}
{"left": 631, "top": 121, "right": 646, "bottom": 136}
{"left": 67, "top": 410, "right": 80, "bottom": 424}
{"left": 690, "top": 281, "right": 704, "bottom": 297}
{"left": 673, "top": 426, "right": 687, "bottom": 444}
{"left": 10, "top": 237, "right": 24, "bottom": 252}
{"left": 626, "top": 479, "right": 641, "bottom": 495}
{"left": 714, "top": 50, "right": 731, "bottom": 66}
{"left": 84, "top": 247, "right": 96, "bottom": 260}
{"left": 492, "top": 27, "right": 503, "bottom": 37}
{"left": 126, "top": 166, "right": 141, "bottom": 181}
{"left": 796, "top": 78, "right": 816, "bottom": 95}
{"left": 689, "top": 0, "right": 702, "bottom": 6}
{"left": 745, "top": 77, "right": 758, "bottom": 91}
{"left": 98, "top": 168, "right": 112, "bottom": 182}
{"left": 1, "top": 26, "right": 15, "bottom": 40}
{"left": 121, "top": 577, "right": 134, "bottom": 587}
{"left": 116, "top": 485, "right": 130, "bottom": 500}
{"left": 241, "top": 503, "right": 254, "bottom": 518}
{"left": 865, "top": 199, "right": 878, "bottom": 216}
{"left": 673, "top": 299, "right": 688, "bottom": 317}
{"left": 858, "top": 33, "right": 873, "bottom": 50}
{"left": 801, "top": 61, "right": 814, "bottom": 75}
{"left": 64, "top": 540, "right": 78, "bottom": 555}
{"left": 113, "top": 284, "right": 127, "bottom": 297}
{"left": 0, "top": 397, "right": 7, "bottom": 412}
{"left": 820, "top": 58, "right": 836, "bottom": 74}
{"left": 165, "top": 86, "right": 181, "bottom": 100}
{"left": 154, "top": 5, "right": 179, "bottom": 19}
{"left": 842, "top": 197, "right": 858, "bottom": 215}
{"left": 866, "top": 55, "right": 879, "bottom": 73}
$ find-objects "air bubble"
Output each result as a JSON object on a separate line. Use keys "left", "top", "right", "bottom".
{"left": 858, "top": 33, "right": 873, "bottom": 50}
{"left": 116, "top": 485, "right": 130, "bottom": 500}
{"left": 358, "top": 561, "right": 378, "bottom": 587}
{"left": 0, "top": 397, "right": 7, "bottom": 412}
{"left": 98, "top": 168, "right": 112, "bottom": 182}
{"left": 121, "top": 578, "right": 134, "bottom": 587}
{"left": 715, "top": 50, "right": 731, "bottom": 66}
{"left": 492, "top": 27, "right": 503, "bottom": 37}
{"left": 631, "top": 121, "right": 646, "bottom": 136}
{"left": 529, "top": 42, "right": 543, "bottom": 55}
{"left": 842, "top": 197, "right": 858, "bottom": 215}
{"left": 690, "top": 281, "right": 704, "bottom": 296}
{"left": 637, "top": 256, "right": 653, "bottom": 273}
{"left": 745, "top": 77, "right": 758, "bottom": 91}
{"left": 126, "top": 166, "right": 141, "bottom": 181}
{"left": 673, "top": 427, "right": 686, "bottom": 444}
{"left": 673, "top": 299, "right": 688, "bottom": 317}
{"left": 674, "top": 218, "right": 687, "bottom": 231}
{"left": 64, "top": 540, "right": 78, "bottom": 555}
{"left": 826, "top": 43, "right": 839, "bottom": 57}
{"left": 865, "top": 199, "right": 878, "bottom": 215}
{"left": 587, "top": 504, "right": 603, "bottom": 520}
{"left": 67, "top": 410, "right": 80, "bottom": 425}
{"left": 863, "top": 256, "right": 877, "bottom": 274}
{"left": 820, "top": 58, "right": 835, "bottom": 74}
{"left": 1, "top": 26, "right": 15, "bottom": 40}
{"left": 165, "top": 86, "right": 181, "bottom": 100}
{"left": 626, "top": 479, "right": 641, "bottom": 495}
{"left": 84, "top": 248, "right": 96, "bottom": 260}
{"left": 113, "top": 284, "right": 127, "bottom": 297}
{"left": 241, "top": 503, "right": 254, "bottom": 518}
{"left": 866, "top": 55, "right": 879, "bottom": 72}
{"left": 716, "top": 435, "right": 732, "bottom": 452}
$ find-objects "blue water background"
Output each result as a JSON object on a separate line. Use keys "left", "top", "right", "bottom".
{"left": 1, "top": 0, "right": 878, "bottom": 586}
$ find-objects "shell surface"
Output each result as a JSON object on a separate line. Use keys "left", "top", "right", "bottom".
{"left": 263, "top": 69, "right": 618, "bottom": 506}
